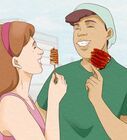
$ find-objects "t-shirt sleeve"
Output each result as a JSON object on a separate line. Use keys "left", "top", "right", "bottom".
{"left": 37, "top": 73, "right": 52, "bottom": 111}
{"left": 119, "top": 92, "right": 127, "bottom": 116}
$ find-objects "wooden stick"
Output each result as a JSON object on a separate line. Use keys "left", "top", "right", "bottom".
{"left": 53, "top": 64, "right": 58, "bottom": 84}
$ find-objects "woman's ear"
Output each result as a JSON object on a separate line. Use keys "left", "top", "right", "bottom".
{"left": 107, "top": 28, "right": 113, "bottom": 40}
{"left": 12, "top": 57, "right": 22, "bottom": 69}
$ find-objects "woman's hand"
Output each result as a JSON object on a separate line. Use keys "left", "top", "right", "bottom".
{"left": 85, "top": 65, "right": 103, "bottom": 105}
{"left": 48, "top": 73, "right": 67, "bottom": 104}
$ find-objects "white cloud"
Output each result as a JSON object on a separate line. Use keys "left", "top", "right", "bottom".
{"left": 32, "top": 16, "right": 64, "bottom": 33}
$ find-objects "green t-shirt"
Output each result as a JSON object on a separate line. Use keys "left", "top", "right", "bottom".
{"left": 37, "top": 57, "right": 127, "bottom": 140}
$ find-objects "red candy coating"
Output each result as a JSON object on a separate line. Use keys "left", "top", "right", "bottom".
{"left": 90, "top": 48, "right": 111, "bottom": 69}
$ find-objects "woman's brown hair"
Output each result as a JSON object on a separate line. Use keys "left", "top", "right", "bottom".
{"left": 0, "top": 21, "right": 35, "bottom": 96}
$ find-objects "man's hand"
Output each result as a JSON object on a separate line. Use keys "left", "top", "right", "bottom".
{"left": 85, "top": 65, "right": 103, "bottom": 105}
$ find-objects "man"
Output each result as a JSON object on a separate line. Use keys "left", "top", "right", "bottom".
{"left": 36, "top": 3, "right": 127, "bottom": 139}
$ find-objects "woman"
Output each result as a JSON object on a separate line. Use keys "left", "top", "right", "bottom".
{"left": 0, "top": 21, "right": 67, "bottom": 140}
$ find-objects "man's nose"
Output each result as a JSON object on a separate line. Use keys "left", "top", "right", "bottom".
{"left": 77, "top": 29, "right": 88, "bottom": 37}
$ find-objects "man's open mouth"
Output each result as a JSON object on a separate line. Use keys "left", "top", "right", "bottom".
{"left": 77, "top": 40, "right": 90, "bottom": 47}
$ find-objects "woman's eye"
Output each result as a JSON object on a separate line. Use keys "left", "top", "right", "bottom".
{"left": 33, "top": 42, "right": 37, "bottom": 49}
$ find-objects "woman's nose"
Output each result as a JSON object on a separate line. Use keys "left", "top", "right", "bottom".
{"left": 37, "top": 48, "right": 44, "bottom": 55}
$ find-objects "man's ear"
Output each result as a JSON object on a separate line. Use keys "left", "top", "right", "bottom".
{"left": 107, "top": 28, "right": 113, "bottom": 40}
{"left": 12, "top": 57, "right": 22, "bottom": 69}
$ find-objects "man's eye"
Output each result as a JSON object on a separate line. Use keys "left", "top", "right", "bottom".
{"left": 74, "top": 26, "right": 80, "bottom": 30}
{"left": 87, "top": 26, "right": 94, "bottom": 28}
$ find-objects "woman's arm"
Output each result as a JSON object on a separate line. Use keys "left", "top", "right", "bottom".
{"left": 1, "top": 96, "right": 45, "bottom": 140}
{"left": 45, "top": 74, "right": 67, "bottom": 140}
{"left": 45, "top": 102, "right": 60, "bottom": 140}
{"left": 86, "top": 65, "right": 127, "bottom": 140}
{"left": 36, "top": 93, "right": 60, "bottom": 140}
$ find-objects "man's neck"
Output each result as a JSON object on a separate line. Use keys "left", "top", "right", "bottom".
{"left": 81, "top": 58, "right": 93, "bottom": 72}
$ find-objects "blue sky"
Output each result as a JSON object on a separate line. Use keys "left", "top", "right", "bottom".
{"left": 1, "top": 0, "right": 127, "bottom": 66}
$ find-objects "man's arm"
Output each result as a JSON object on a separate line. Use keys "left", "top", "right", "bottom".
{"left": 86, "top": 66, "right": 127, "bottom": 140}
{"left": 93, "top": 99, "right": 127, "bottom": 140}
{"left": 120, "top": 115, "right": 127, "bottom": 123}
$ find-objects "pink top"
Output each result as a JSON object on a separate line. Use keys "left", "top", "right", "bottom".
{"left": 0, "top": 92, "right": 45, "bottom": 140}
